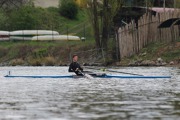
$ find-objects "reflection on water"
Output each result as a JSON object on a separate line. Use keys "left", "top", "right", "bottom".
{"left": 0, "top": 67, "right": 179, "bottom": 120}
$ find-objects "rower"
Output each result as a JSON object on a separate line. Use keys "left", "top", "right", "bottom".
{"left": 68, "top": 54, "right": 84, "bottom": 76}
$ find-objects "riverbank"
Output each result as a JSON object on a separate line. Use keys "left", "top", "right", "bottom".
{"left": 0, "top": 41, "right": 97, "bottom": 66}
{"left": 0, "top": 41, "right": 179, "bottom": 67}
{"left": 118, "top": 41, "right": 180, "bottom": 67}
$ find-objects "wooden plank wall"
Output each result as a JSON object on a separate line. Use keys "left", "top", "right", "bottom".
{"left": 118, "top": 10, "right": 180, "bottom": 59}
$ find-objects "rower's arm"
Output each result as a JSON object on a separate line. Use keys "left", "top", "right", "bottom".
{"left": 79, "top": 66, "right": 83, "bottom": 71}
{"left": 68, "top": 63, "right": 74, "bottom": 72}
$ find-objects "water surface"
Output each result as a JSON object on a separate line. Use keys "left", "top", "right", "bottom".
{"left": 0, "top": 67, "right": 179, "bottom": 120}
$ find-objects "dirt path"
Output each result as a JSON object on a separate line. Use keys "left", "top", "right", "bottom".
{"left": 34, "top": 0, "right": 59, "bottom": 8}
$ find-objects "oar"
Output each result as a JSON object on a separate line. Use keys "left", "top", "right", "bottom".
{"left": 78, "top": 70, "right": 93, "bottom": 79}
{"left": 84, "top": 66, "right": 144, "bottom": 76}
{"left": 104, "top": 69, "right": 144, "bottom": 76}
{"left": 78, "top": 70, "right": 85, "bottom": 76}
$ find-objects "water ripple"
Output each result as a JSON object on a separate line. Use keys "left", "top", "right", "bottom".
{"left": 0, "top": 67, "right": 179, "bottom": 120}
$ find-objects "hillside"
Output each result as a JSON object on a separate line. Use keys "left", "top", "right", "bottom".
{"left": 0, "top": 3, "right": 96, "bottom": 66}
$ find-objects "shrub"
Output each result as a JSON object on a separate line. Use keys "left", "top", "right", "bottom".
{"left": 28, "top": 58, "right": 43, "bottom": 66}
{"left": 59, "top": 0, "right": 79, "bottom": 19}
{"left": 10, "top": 59, "right": 25, "bottom": 66}
{"left": 0, "top": 46, "right": 8, "bottom": 58}
{"left": 8, "top": 6, "right": 37, "bottom": 30}
{"left": 0, "top": 10, "right": 7, "bottom": 29}
{"left": 8, "top": 6, "right": 56, "bottom": 30}
{"left": 43, "top": 56, "right": 56, "bottom": 66}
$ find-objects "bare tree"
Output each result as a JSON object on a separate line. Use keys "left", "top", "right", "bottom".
{"left": 101, "top": 0, "right": 123, "bottom": 50}
{"left": 87, "top": 0, "right": 101, "bottom": 49}
{"left": 87, "top": 0, "right": 123, "bottom": 50}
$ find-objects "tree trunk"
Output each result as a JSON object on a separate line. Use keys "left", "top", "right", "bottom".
{"left": 92, "top": 0, "right": 101, "bottom": 49}
{"left": 101, "top": 0, "right": 109, "bottom": 50}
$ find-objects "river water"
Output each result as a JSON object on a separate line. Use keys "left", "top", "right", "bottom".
{"left": 0, "top": 67, "right": 179, "bottom": 120}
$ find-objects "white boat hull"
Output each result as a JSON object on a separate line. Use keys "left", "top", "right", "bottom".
{"left": 31, "top": 35, "right": 81, "bottom": 41}
{"left": 10, "top": 30, "right": 59, "bottom": 36}
{"left": 9, "top": 30, "right": 59, "bottom": 40}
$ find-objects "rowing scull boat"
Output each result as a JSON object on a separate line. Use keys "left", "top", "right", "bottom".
{"left": 4, "top": 74, "right": 171, "bottom": 79}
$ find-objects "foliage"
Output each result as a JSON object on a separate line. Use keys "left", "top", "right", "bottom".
{"left": 176, "top": 0, "right": 180, "bottom": 8}
{"left": 9, "top": 6, "right": 37, "bottom": 30}
{"left": 7, "top": 6, "right": 57, "bottom": 30}
{"left": 0, "top": 6, "right": 61, "bottom": 30}
{"left": 0, "top": 10, "right": 7, "bottom": 29}
{"left": 59, "top": 0, "right": 79, "bottom": 19}
{"left": 74, "top": 0, "right": 88, "bottom": 8}
{"left": 0, "top": 0, "right": 33, "bottom": 12}
{"left": 0, "top": 4, "right": 93, "bottom": 40}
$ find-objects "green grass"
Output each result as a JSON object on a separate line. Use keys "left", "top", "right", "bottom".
{"left": 0, "top": 7, "right": 109, "bottom": 66}
{"left": 0, "top": 40, "right": 96, "bottom": 65}
{"left": 47, "top": 7, "right": 93, "bottom": 40}
{"left": 162, "top": 49, "right": 180, "bottom": 61}
{"left": 120, "top": 41, "right": 180, "bottom": 65}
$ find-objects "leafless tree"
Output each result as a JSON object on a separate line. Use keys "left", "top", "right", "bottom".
{"left": 88, "top": 0, "right": 123, "bottom": 50}
{"left": 87, "top": 0, "right": 101, "bottom": 49}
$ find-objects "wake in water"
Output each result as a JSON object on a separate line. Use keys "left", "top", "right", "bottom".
{"left": 84, "top": 74, "right": 94, "bottom": 79}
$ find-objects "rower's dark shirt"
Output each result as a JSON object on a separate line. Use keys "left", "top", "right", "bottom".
{"left": 68, "top": 62, "right": 83, "bottom": 75}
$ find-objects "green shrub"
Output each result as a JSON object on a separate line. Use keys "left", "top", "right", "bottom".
{"left": 8, "top": 6, "right": 57, "bottom": 30}
{"left": 32, "top": 48, "right": 48, "bottom": 58}
{"left": 0, "top": 10, "right": 7, "bottom": 29}
{"left": 8, "top": 6, "right": 37, "bottom": 30}
{"left": 59, "top": 0, "right": 79, "bottom": 19}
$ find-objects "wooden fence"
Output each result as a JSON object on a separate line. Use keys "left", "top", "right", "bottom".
{"left": 117, "top": 10, "right": 180, "bottom": 59}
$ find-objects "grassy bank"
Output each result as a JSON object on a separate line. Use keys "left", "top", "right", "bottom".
{"left": 119, "top": 41, "right": 180, "bottom": 66}
{"left": 0, "top": 5, "right": 99, "bottom": 66}
{"left": 1, "top": 41, "right": 179, "bottom": 67}
{"left": 0, "top": 40, "right": 96, "bottom": 66}
{"left": 47, "top": 7, "right": 93, "bottom": 39}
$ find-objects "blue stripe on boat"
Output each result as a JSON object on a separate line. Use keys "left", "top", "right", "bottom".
{"left": 102, "top": 75, "right": 171, "bottom": 79}
{"left": 4, "top": 75, "right": 73, "bottom": 78}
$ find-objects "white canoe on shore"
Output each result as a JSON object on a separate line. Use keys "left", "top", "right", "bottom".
{"left": 10, "top": 30, "right": 59, "bottom": 40}
{"left": 31, "top": 35, "right": 81, "bottom": 41}
{"left": 10, "top": 30, "right": 59, "bottom": 36}
{"left": 0, "top": 31, "right": 10, "bottom": 41}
